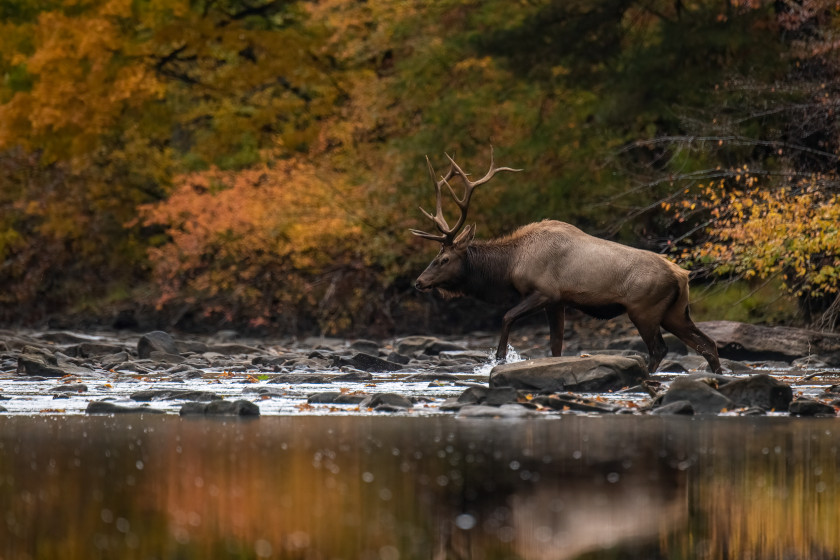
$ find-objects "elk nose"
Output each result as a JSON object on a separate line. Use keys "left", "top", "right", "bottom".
{"left": 415, "top": 279, "right": 427, "bottom": 291}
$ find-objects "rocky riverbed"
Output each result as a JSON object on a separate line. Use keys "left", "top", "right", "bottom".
{"left": 1, "top": 319, "right": 839, "bottom": 418}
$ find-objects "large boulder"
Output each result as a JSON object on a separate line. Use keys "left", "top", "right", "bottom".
{"left": 137, "top": 331, "right": 180, "bottom": 359}
{"left": 716, "top": 374, "right": 793, "bottom": 411}
{"left": 699, "top": 321, "right": 840, "bottom": 364}
{"left": 656, "top": 378, "right": 734, "bottom": 414}
{"left": 489, "top": 355, "right": 648, "bottom": 392}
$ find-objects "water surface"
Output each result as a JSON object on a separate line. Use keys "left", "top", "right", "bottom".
{"left": 1, "top": 415, "right": 838, "bottom": 559}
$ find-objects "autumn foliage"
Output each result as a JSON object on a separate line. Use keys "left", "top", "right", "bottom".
{"left": 3, "top": 0, "right": 840, "bottom": 333}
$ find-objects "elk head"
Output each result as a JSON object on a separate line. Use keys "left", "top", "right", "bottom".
{"left": 411, "top": 148, "right": 520, "bottom": 293}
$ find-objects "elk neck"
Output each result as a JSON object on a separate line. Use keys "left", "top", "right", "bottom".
{"left": 462, "top": 240, "right": 518, "bottom": 303}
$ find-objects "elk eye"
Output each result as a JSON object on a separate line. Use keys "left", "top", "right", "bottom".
{"left": 440, "top": 256, "right": 449, "bottom": 265}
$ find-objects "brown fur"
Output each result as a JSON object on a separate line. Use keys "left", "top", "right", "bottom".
{"left": 415, "top": 220, "right": 722, "bottom": 373}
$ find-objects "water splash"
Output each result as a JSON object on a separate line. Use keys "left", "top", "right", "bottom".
{"left": 472, "top": 345, "right": 524, "bottom": 375}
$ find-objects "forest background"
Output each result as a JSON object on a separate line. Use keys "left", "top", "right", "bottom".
{"left": 2, "top": 0, "right": 840, "bottom": 337}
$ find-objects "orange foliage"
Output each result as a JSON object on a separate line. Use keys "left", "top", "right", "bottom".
{"left": 141, "top": 159, "right": 368, "bottom": 331}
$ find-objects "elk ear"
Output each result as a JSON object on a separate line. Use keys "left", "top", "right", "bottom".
{"left": 453, "top": 224, "right": 475, "bottom": 248}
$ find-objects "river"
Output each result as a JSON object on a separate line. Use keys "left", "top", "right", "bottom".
{"left": 1, "top": 414, "right": 837, "bottom": 559}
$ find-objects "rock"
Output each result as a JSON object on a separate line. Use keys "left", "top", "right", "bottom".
{"left": 457, "top": 386, "right": 489, "bottom": 404}
{"left": 349, "top": 339, "right": 381, "bottom": 355}
{"left": 716, "top": 374, "right": 793, "bottom": 411}
{"left": 483, "top": 387, "right": 519, "bottom": 406}
{"left": 489, "top": 355, "right": 647, "bottom": 393}
{"left": 130, "top": 390, "right": 222, "bottom": 402}
{"left": 73, "top": 342, "right": 127, "bottom": 358}
{"left": 359, "top": 393, "right": 413, "bottom": 409}
{"left": 385, "top": 351, "right": 411, "bottom": 365}
{"left": 334, "top": 352, "right": 403, "bottom": 372}
{"left": 394, "top": 336, "right": 467, "bottom": 356}
{"left": 49, "top": 384, "right": 88, "bottom": 393}
{"left": 307, "top": 392, "right": 368, "bottom": 404}
{"left": 657, "top": 360, "right": 688, "bottom": 374}
{"left": 17, "top": 354, "right": 67, "bottom": 377}
{"left": 788, "top": 398, "right": 836, "bottom": 417}
{"left": 86, "top": 401, "right": 165, "bottom": 414}
{"left": 656, "top": 378, "right": 734, "bottom": 414}
{"left": 698, "top": 320, "right": 840, "bottom": 364}
{"left": 0, "top": 405, "right": 6, "bottom": 412}
{"left": 137, "top": 331, "right": 179, "bottom": 359}
{"left": 205, "top": 343, "right": 262, "bottom": 355}
{"left": 333, "top": 370, "right": 374, "bottom": 382}
{"left": 457, "top": 404, "right": 535, "bottom": 418}
{"left": 402, "top": 372, "right": 459, "bottom": 382}
{"left": 180, "top": 399, "right": 260, "bottom": 416}
{"left": 268, "top": 373, "right": 333, "bottom": 384}
{"left": 651, "top": 400, "right": 695, "bottom": 415}
{"left": 608, "top": 333, "right": 688, "bottom": 355}
{"left": 147, "top": 350, "right": 185, "bottom": 364}
{"left": 530, "top": 393, "right": 618, "bottom": 413}
{"left": 438, "top": 350, "right": 489, "bottom": 362}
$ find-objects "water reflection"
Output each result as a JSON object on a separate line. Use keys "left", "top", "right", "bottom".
{"left": 0, "top": 415, "right": 837, "bottom": 559}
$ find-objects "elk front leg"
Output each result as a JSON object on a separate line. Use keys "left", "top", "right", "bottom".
{"left": 546, "top": 303, "right": 565, "bottom": 357}
{"left": 496, "top": 292, "right": 550, "bottom": 361}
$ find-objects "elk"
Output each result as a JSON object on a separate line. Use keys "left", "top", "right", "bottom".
{"left": 411, "top": 149, "right": 722, "bottom": 374}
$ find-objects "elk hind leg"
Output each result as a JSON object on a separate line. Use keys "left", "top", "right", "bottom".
{"left": 662, "top": 306, "right": 722, "bottom": 374}
{"left": 546, "top": 304, "right": 565, "bottom": 357}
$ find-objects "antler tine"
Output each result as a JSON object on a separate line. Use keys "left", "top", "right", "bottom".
{"left": 411, "top": 156, "right": 456, "bottom": 243}
{"left": 413, "top": 148, "right": 522, "bottom": 245}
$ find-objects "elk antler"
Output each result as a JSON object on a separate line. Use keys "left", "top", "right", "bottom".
{"left": 410, "top": 147, "right": 522, "bottom": 244}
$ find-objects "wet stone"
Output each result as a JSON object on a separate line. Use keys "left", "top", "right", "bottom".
{"left": 333, "top": 353, "right": 403, "bottom": 373}
{"left": 17, "top": 354, "right": 66, "bottom": 377}
{"left": 359, "top": 393, "right": 413, "bottom": 409}
{"left": 656, "top": 378, "right": 735, "bottom": 414}
{"left": 403, "top": 372, "right": 459, "bottom": 382}
{"left": 268, "top": 373, "right": 333, "bottom": 384}
{"left": 86, "top": 401, "right": 165, "bottom": 415}
{"left": 49, "top": 384, "right": 88, "bottom": 393}
{"left": 333, "top": 370, "right": 374, "bottom": 382}
{"left": 130, "top": 389, "right": 222, "bottom": 402}
{"left": 137, "top": 331, "right": 179, "bottom": 359}
{"left": 716, "top": 374, "right": 793, "bottom": 411}
{"left": 788, "top": 398, "right": 836, "bottom": 417}
{"left": 307, "top": 392, "right": 368, "bottom": 405}
{"left": 180, "top": 399, "right": 260, "bottom": 416}
{"left": 349, "top": 339, "right": 381, "bottom": 355}
{"left": 651, "top": 400, "right": 694, "bottom": 416}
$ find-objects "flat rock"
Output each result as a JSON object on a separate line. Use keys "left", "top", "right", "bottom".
{"left": 130, "top": 390, "right": 222, "bottom": 402}
{"left": 137, "top": 331, "right": 179, "bottom": 359}
{"left": 180, "top": 399, "right": 260, "bottom": 416}
{"left": 86, "top": 401, "right": 165, "bottom": 414}
{"left": 530, "top": 393, "right": 618, "bottom": 413}
{"left": 49, "top": 384, "right": 88, "bottom": 393}
{"left": 657, "top": 378, "right": 734, "bottom": 414}
{"left": 716, "top": 374, "right": 792, "bottom": 411}
{"left": 788, "top": 398, "right": 836, "bottom": 417}
{"left": 699, "top": 321, "right": 840, "bottom": 364}
{"left": 394, "top": 336, "right": 467, "bottom": 356}
{"left": 651, "top": 400, "right": 695, "bottom": 415}
{"left": 268, "top": 373, "right": 333, "bottom": 384}
{"left": 17, "top": 354, "right": 67, "bottom": 377}
{"left": 489, "top": 355, "right": 648, "bottom": 393}
{"left": 307, "top": 392, "right": 368, "bottom": 404}
{"left": 334, "top": 352, "right": 403, "bottom": 372}
{"left": 359, "top": 393, "right": 413, "bottom": 408}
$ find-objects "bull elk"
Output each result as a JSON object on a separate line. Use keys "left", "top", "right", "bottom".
{"left": 411, "top": 149, "right": 722, "bottom": 374}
